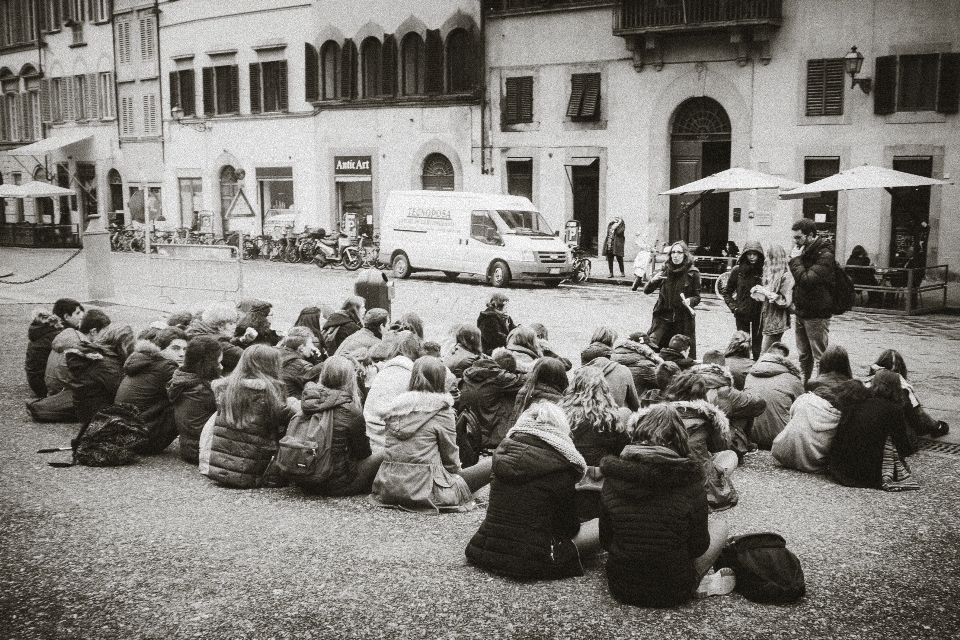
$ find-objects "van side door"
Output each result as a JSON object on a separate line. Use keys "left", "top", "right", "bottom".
{"left": 462, "top": 210, "right": 503, "bottom": 276}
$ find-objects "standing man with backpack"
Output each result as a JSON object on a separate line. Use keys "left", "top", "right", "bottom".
{"left": 788, "top": 219, "right": 835, "bottom": 383}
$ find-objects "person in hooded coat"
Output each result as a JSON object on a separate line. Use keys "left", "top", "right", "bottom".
{"left": 743, "top": 344, "right": 805, "bottom": 449}
{"left": 722, "top": 239, "right": 765, "bottom": 360}
{"left": 115, "top": 328, "right": 188, "bottom": 455}
{"left": 604, "top": 216, "right": 626, "bottom": 278}
{"left": 771, "top": 380, "right": 848, "bottom": 474}
{"left": 66, "top": 324, "right": 136, "bottom": 427}
{"left": 510, "top": 357, "right": 569, "bottom": 427}
{"left": 587, "top": 353, "right": 641, "bottom": 412}
{"left": 644, "top": 241, "right": 701, "bottom": 359}
{"left": 275, "top": 332, "right": 323, "bottom": 400}
{"left": 335, "top": 308, "right": 389, "bottom": 364}
{"left": 321, "top": 296, "right": 364, "bottom": 354}
{"left": 186, "top": 303, "right": 244, "bottom": 374}
{"left": 26, "top": 299, "right": 84, "bottom": 398}
{"left": 477, "top": 292, "right": 516, "bottom": 356}
{"left": 371, "top": 357, "right": 493, "bottom": 512}
{"left": 459, "top": 349, "right": 525, "bottom": 449}
{"left": 580, "top": 326, "right": 617, "bottom": 366}
{"left": 168, "top": 336, "right": 222, "bottom": 465}
{"left": 610, "top": 332, "right": 663, "bottom": 395}
{"left": 363, "top": 332, "right": 422, "bottom": 450}
{"left": 465, "top": 402, "right": 599, "bottom": 579}
{"left": 691, "top": 362, "right": 766, "bottom": 461}
{"left": 444, "top": 324, "right": 483, "bottom": 381}
{"left": 804, "top": 345, "right": 852, "bottom": 400}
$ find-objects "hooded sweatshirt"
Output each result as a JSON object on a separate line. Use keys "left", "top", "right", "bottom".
{"left": 65, "top": 341, "right": 125, "bottom": 426}
{"left": 722, "top": 239, "right": 765, "bottom": 319}
{"left": 26, "top": 312, "right": 65, "bottom": 397}
{"left": 363, "top": 355, "right": 415, "bottom": 449}
{"left": 185, "top": 320, "right": 243, "bottom": 374}
{"left": 115, "top": 340, "right": 179, "bottom": 455}
{"left": 743, "top": 353, "right": 805, "bottom": 449}
{"left": 321, "top": 310, "right": 362, "bottom": 353}
{"left": 167, "top": 368, "right": 217, "bottom": 464}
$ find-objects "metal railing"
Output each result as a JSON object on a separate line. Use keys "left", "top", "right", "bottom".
{"left": 845, "top": 264, "right": 949, "bottom": 315}
{"left": 0, "top": 224, "right": 82, "bottom": 249}
{"left": 486, "top": 0, "right": 609, "bottom": 12}
{"left": 614, "top": 0, "right": 782, "bottom": 32}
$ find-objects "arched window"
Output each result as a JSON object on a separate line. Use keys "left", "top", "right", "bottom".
{"left": 361, "top": 37, "right": 382, "bottom": 98}
{"left": 446, "top": 29, "right": 474, "bottom": 93}
{"left": 320, "top": 41, "right": 339, "bottom": 100}
{"left": 220, "top": 165, "right": 241, "bottom": 217}
{"left": 671, "top": 97, "right": 731, "bottom": 138}
{"left": 401, "top": 32, "right": 425, "bottom": 96}
{"left": 421, "top": 153, "right": 454, "bottom": 191}
{"left": 304, "top": 43, "right": 319, "bottom": 101}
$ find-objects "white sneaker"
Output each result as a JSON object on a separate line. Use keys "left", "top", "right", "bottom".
{"left": 696, "top": 567, "right": 736, "bottom": 598}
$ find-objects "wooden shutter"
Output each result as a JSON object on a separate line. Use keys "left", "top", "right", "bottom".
{"left": 566, "top": 74, "right": 586, "bottom": 118}
{"left": 381, "top": 34, "right": 397, "bottom": 97}
{"left": 278, "top": 59, "right": 288, "bottom": 111}
{"left": 181, "top": 69, "right": 195, "bottom": 116}
{"left": 117, "top": 19, "right": 130, "bottom": 65}
{"left": 230, "top": 65, "right": 240, "bottom": 113}
{"left": 424, "top": 29, "right": 443, "bottom": 95}
{"left": 805, "top": 59, "right": 825, "bottom": 116}
{"left": 62, "top": 77, "right": 75, "bottom": 121}
{"left": 518, "top": 75, "right": 533, "bottom": 122}
{"left": 341, "top": 39, "right": 355, "bottom": 99}
{"left": 581, "top": 73, "right": 601, "bottom": 119}
{"left": 823, "top": 59, "right": 844, "bottom": 116}
{"left": 202, "top": 66, "right": 214, "bottom": 115}
{"left": 143, "top": 93, "right": 158, "bottom": 135}
{"left": 21, "top": 94, "right": 33, "bottom": 139}
{"left": 169, "top": 71, "right": 180, "bottom": 109}
{"left": 505, "top": 76, "right": 519, "bottom": 124}
{"left": 305, "top": 43, "right": 319, "bottom": 101}
{"left": 139, "top": 16, "right": 156, "bottom": 61}
{"left": 936, "top": 52, "right": 960, "bottom": 114}
{"left": 874, "top": 55, "right": 897, "bottom": 115}
{"left": 85, "top": 72, "right": 99, "bottom": 119}
{"left": 40, "top": 78, "right": 52, "bottom": 123}
{"left": 249, "top": 63, "right": 262, "bottom": 114}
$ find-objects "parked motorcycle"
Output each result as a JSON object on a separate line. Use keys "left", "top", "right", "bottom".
{"left": 312, "top": 229, "right": 362, "bottom": 270}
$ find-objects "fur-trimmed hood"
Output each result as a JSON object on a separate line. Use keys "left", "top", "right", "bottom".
{"left": 28, "top": 311, "right": 64, "bottom": 341}
{"left": 668, "top": 399, "right": 731, "bottom": 437}
{"left": 749, "top": 353, "right": 802, "bottom": 380}
{"left": 600, "top": 445, "right": 703, "bottom": 496}
{"left": 611, "top": 340, "right": 662, "bottom": 365}
{"left": 691, "top": 363, "right": 736, "bottom": 389}
{"left": 123, "top": 340, "right": 172, "bottom": 376}
{"left": 166, "top": 369, "right": 207, "bottom": 403}
{"left": 383, "top": 391, "right": 454, "bottom": 440}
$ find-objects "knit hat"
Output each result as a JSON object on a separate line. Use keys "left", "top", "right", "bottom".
{"left": 506, "top": 402, "right": 586, "bottom": 477}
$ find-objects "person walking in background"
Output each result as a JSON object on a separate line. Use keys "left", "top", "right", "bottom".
{"left": 604, "top": 216, "right": 626, "bottom": 278}
{"left": 789, "top": 218, "right": 835, "bottom": 383}
{"left": 721, "top": 240, "right": 764, "bottom": 360}
{"left": 477, "top": 292, "right": 516, "bottom": 356}
{"left": 644, "top": 241, "right": 701, "bottom": 359}
{"left": 752, "top": 244, "right": 794, "bottom": 354}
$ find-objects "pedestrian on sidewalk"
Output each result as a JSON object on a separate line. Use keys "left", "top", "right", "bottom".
{"left": 788, "top": 218, "right": 835, "bottom": 383}
{"left": 604, "top": 216, "right": 626, "bottom": 278}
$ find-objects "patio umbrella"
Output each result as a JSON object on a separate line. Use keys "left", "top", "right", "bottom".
{"left": 14, "top": 181, "right": 75, "bottom": 198}
{"left": 0, "top": 183, "right": 25, "bottom": 197}
{"left": 779, "top": 164, "right": 953, "bottom": 200}
{"left": 659, "top": 167, "right": 802, "bottom": 223}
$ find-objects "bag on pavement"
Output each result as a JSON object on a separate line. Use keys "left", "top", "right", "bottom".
{"left": 275, "top": 409, "right": 335, "bottom": 483}
{"left": 715, "top": 532, "right": 806, "bottom": 603}
{"left": 71, "top": 403, "right": 150, "bottom": 467}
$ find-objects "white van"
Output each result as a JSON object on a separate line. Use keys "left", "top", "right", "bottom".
{"left": 379, "top": 190, "right": 574, "bottom": 287}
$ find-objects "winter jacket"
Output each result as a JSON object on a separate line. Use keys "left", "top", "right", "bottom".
{"left": 506, "top": 344, "right": 539, "bottom": 374}
{"left": 26, "top": 312, "right": 64, "bottom": 397}
{"left": 725, "top": 356, "right": 754, "bottom": 391}
{"left": 743, "top": 354, "right": 805, "bottom": 449}
{"left": 278, "top": 347, "right": 320, "bottom": 400}
{"left": 167, "top": 369, "right": 217, "bottom": 464}
{"left": 444, "top": 344, "right": 480, "bottom": 380}
{"left": 572, "top": 424, "right": 630, "bottom": 468}
{"left": 477, "top": 309, "right": 516, "bottom": 356}
{"left": 510, "top": 383, "right": 565, "bottom": 428}
{"left": 322, "top": 310, "right": 362, "bottom": 354}
{"left": 459, "top": 358, "right": 525, "bottom": 448}
{"left": 185, "top": 320, "right": 243, "bottom": 374}
{"left": 644, "top": 260, "right": 701, "bottom": 324}
{"left": 588, "top": 357, "right": 641, "bottom": 411}
{"left": 66, "top": 342, "right": 126, "bottom": 427}
{"left": 771, "top": 392, "right": 841, "bottom": 473}
{"left": 760, "top": 269, "right": 794, "bottom": 336}
{"left": 334, "top": 327, "right": 382, "bottom": 363}
{"left": 465, "top": 433, "right": 584, "bottom": 579}
{"left": 828, "top": 397, "right": 912, "bottom": 488}
{"left": 611, "top": 340, "right": 663, "bottom": 394}
{"left": 363, "top": 355, "right": 415, "bottom": 449}
{"left": 115, "top": 341, "right": 179, "bottom": 455}
{"left": 695, "top": 367, "right": 766, "bottom": 452}
{"left": 580, "top": 341, "right": 612, "bottom": 366}
{"left": 370, "top": 391, "right": 472, "bottom": 512}
{"left": 599, "top": 445, "right": 709, "bottom": 607}
{"left": 207, "top": 379, "right": 296, "bottom": 488}
{"left": 603, "top": 217, "right": 626, "bottom": 257}
{"left": 658, "top": 348, "right": 696, "bottom": 371}
{"left": 669, "top": 401, "right": 736, "bottom": 511}
{"left": 44, "top": 327, "right": 84, "bottom": 396}
{"left": 789, "top": 236, "right": 836, "bottom": 319}
{"left": 722, "top": 240, "right": 765, "bottom": 320}
{"left": 296, "top": 382, "right": 372, "bottom": 496}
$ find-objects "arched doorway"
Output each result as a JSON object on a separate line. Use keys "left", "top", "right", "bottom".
{"left": 669, "top": 97, "right": 731, "bottom": 251}
{"left": 421, "top": 153, "right": 455, "bottom": 191}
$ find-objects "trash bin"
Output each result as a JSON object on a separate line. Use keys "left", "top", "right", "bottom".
{"left": 354, "top": 269, "right": 393, "bottom": 318}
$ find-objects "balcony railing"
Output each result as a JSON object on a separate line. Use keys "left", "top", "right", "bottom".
{"left": 614, "top": 0, "right": 782, "bottom": 35}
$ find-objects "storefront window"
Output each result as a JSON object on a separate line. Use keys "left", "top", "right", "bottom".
{"left": 256, "top": 167, "right": 293, "bottom": 220}
{"left": 803, "top": 157, "right": 840, "bottom": 243}
{"left": 334, "top": 155, "right": 373, "bottom": 236}
{"left": 179, "top": 177, "right": 203, "bottom": 230}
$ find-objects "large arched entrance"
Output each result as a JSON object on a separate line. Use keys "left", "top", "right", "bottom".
{"left": 669, "top": 97, "right": 731, "bottom": 251}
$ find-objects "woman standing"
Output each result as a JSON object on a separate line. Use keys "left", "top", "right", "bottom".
{"left": 721, "top": 240, "right": 764, "bottom": 360}
{"left": 477, "top": 292, "right": 516, "bottom": 356}
{"left": 644, "top": 241, "right": 701, "bottom": 359}
{"left": 750, "top": 244, "right": 794, "bottom": 355}
{"left": 604, "top": 216, "right": 626, "bottom": 278}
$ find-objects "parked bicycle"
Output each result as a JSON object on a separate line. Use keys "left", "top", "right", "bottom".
{"left": 569, "top": 246, "right": 592, "bottom": 283}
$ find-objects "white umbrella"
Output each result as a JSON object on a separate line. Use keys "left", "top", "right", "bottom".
{"left": 14, "top": 181, "right": 75, "bottom": 198}
{"left": 660, "top": 167, "right": 802, "bottom": 195}
{"left": 0, "top": 183, "right": 24, "bottom": 197}
{"left": 780, "top": 164, "right": 953, "bottom": 200}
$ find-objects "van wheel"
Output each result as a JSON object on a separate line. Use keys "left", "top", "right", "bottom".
{"left": 443, "top": 271, "right": 459, "bottom": 281}
{"left": 392, "top": 252, "right": 412, "bottom": 279}
{"left": 489, "top": 261, "right": 511, "bottom": 288}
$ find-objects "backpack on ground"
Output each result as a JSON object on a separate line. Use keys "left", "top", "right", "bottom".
{"left": 53, "top": 403, "right": 150, "bottom": 467}
{"left": 275, "top": 409, "right": 335, "bottom": 484}
{"left": 320, "top": 325, "right": 340, "bottom": 355}
{"left": 831, "top": 261, "right": 857, "bottom": 315}
{"left": 715, "top": 532, "right": 806, "bottom": 604}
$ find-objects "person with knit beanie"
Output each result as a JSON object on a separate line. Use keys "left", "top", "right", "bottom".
{"left": 722, "top": 239, "right": 765, "bottom": 360}
{"left": 168, "top": 336, "right": 223, "bottom": 464}
{"left": 465, "top": 402, "right": 602, "bottom": 580}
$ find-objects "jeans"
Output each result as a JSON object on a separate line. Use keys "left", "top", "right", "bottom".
{"left": 795, "top": 316, "right": 831, "bottom": 382}
{"left": 760, "top": 332, "right": 784, "bottom": 355}
{"left": 735, "top": 314, "right": 762, "bottom": 360}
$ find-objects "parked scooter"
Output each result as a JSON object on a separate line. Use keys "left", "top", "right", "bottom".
{"left": 312, "top": 229, "right": 362, "bottom": 270}
{"left": 631, "top": 235, "right": 659, "bottom": 291}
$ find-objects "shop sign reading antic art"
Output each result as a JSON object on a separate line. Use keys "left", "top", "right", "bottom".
{"left": 334, "top": 156, "right": 372, "bottom": 176}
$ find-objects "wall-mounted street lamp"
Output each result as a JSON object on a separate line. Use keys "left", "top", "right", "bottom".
{"left": 171, "top": 107, "right": 211, "bottom": 132}
{"left": 843, "top": 46, "right": 872, "bottom": 94}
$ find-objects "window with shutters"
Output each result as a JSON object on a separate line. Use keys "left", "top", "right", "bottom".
{"left": 69, "top": 0, "right": 86, "bottom": 23}
{"left": 169, "top": 69, "right": 195, "bottom": 116}
{"left": 320, "top": 41, "right": 339, "bottom": 100}
{"left": 304, "top": 43, "right": 319, "bottom": 102}
{"left": 98, "top": 72, "right": 115, "bottom": 118}
{"left": 139, "top": 16, "right": 156, "bottom": 62}
{"left": 1, "top": 0, "right": 38, "bottom": 45}
{"left": 50, "top": 78, "right": 62, "bottom": 122}
{"left": 446, "top": 29, "right": 474, "bottom": 93}
{"left": 504, "top": 76, "right": 533, "bottom": 125}
{"left": 59, "top": 76, "right": 76, "bottom": 122}
{"left": 25, "top": 77, "right": 41, "bottom": 139}
{"left": 361, "top": 37, "right": 382, "bottom": 98}
{"left": 401, "top": 33, "right": 425, "bottom": 96}
{"left": 117, "top": 19, "right": 132, "bottom": 65}
{"left": 805, "top": 59, "right": 844, "bottom": 116}
{"left": 4, "top": 93, "right": 21, "bottom": 141}
{"left": 120, "top": 95, "right": 136, "bottom": 136}
{"left": 43, "top": 0, "right": 62, "bottom": 33}
{"left": 143, "top": 93, "right": 158, "bottom": 135}
{"left": 202, "top": 64, "right": 239, "bottom": 115}
{"left": 566, "top": 72, "right": 600, "bottom": 121}
{"left": 74, "top": 75, "right": 86, "bottom": 120}
{"left": 92, "top": 0, "right": 109, "bottom": 23}
{"left": 250, "top": 60, "right": 288, "bottom": 113}
{"left": 874, "top": 53, "right": 960, "bottom": 115}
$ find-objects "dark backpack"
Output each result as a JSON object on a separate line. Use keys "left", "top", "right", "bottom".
{"left": 716, "top": 532, "right": 806, "bottom": 604}
{"left": 72, "top": 403, "right": 150, "bottom": 467}
{"left": 275, "top": 409, "right": 336, "bottom": 485}
{"left": 830, "top": 261, "right": 857, "bottom": 315}
{"left": 320, "top": 325, "right": 340, "bottom": 355}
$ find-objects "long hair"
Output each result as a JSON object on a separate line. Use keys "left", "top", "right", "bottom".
{"left": 320, "top": 355, "right": 359, "bottom": 402}
{"left": 762, "top": 244, "right": 789, "bottom": 288}
{"left": 293, "top": 306, "right": 324, "bottom": 344}
{"left": 664, "top": 370, "right": 708, "bottom": 402}
{"left": 874, "top": 349, "right": 908, "bottom": 380}
{"left": 454, "top": 324, "right": 482, "bottom": 355}
{"left": 486, "top": 292, "right": 509, "bottom": 311}
{"left": 590, "top": 326, "right": 618, "bottom": 347}
{"left": 408, "top": 356, "right": 447, "bottom": 394}
{"left": 515, "top": 358, "right": 569, "bottom": 416}
{"left": 507, "top": 325, "right": 541, "bottom": 356}
{"left": 628, "top": 404, "right": 690, "bottom": 457}
{"left": 219, "top": 344, "right": 286, "bottom": 426}
{"left": 560, "top": 366, "right": 623, "bottom": 434}
{"left": 871, "top": 369, "right": 903, "bottom": 402}
{"left": 95, "top": 324, "right": 135, "bottom": 362}
{"left": 396, "top": 312, "right": 424, "bottom": 339}
{"left": 818, "top": 345, "right": 852, "bottom": 379}
{"left": 665, "top": 240, "right": 692, "bottom": 271}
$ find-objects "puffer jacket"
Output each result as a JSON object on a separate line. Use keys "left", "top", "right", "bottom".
{"left": 26, "top": 312, "right": 64, "bottom": 397}
{"left": 443, "top": 344, "right": 481, "bottom": 380}
{"left": 669, "top": 401, "right": 736, "bottom": 511}
{"left": 115, "top": 341, "right": 178, "bottom": 455}
{"left": 364, "top": 355, "right": 416, "bottom": 449}
{"left": 45, "top": 327, "right": 84, "bottom": 396}
{"left": 743, "top": 354, "right": 805, "bottom": 449}
{"left": 789, "top": 235, "right": 836, "bottom": 319}
{"left": 599, "top": 445, "right": 709, "bottom": 607}
{"left": 370, "top": 391, "right": 471, "bottom": 512}
{"left": 771, "top": 392, "right": 841, "bottom": 473}
{"left": 459, "top": 358, "right": 525, "bottom": 448}
{"left": 207, "top": 379, "right": 295, "bottom": 488}
{"left": 477, "top": 309, "right": 516, "bottom": 356}
{"left": 465, "top": 433, "right": 584, "bottom": 579}
{"left": 611, "top": 340, "right": 663, "bottom": 393}
{"left": 580, "top": 341, "right": 612, "bottom": 366}
{"left": 296, "top": 382, "right": 371, "bottom": 496}
{"left": 167, "top": 369, "right": 217, "bottom": 464}
{"left": 587, "top": 357, "right": 641, "bottom": 411}
{"left": 66, "top": 342, "right": 126, "bottom": 426}
{"left": 722, "top": 239, "right": 765, "bottom": 320}
{"left": 278, "top": 347, "right": 320, "bottom": 400}
{"left": 185, "top": 320, "right": 243, "bottom": 374}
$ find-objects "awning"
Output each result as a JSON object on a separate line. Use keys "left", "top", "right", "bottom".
{"left": 3, "top": 130, "right": 92, "bottom": 156}
{"left": 16, "top": 181, "right": 75, "bottom": 197}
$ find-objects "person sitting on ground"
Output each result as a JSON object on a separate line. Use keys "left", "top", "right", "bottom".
{"left": 657, "top": 334, "right": 696, "bottom": 371}
{"left": 321, "top": 296, "right": 364, "bottom": 354}
{"left": 444, "top": 324, "right": 483, "bottom": 381}
{"left": 723, "top": 331, "right": 754, "bottom": 390}
{"left": 294, "top": 356, "right": 384, "bottom": 496}
{"left": 167, "top": 336, "right": 222, "bottom": 465}
{"left": 639, "top": 361, "right": 681, "bottom": 407}
{"left": 293, "top": 306, "right": 330, "bottom": 356}
{"left": 336, "top": 308, "right": 389, "bottom": 364}
{"left": 465, "top": 402, "right": 600, "bottom": 579}
{"left": 581, "top": 326, "right": 617, "bottom": 367}
{"left": 663, "top": 371, "right": 738, "bottom": 511}
{"left": 166, "top": 311, "right": 194, "bottom": 331}
{"left": 363, "top": 332, "right": 423, "bottom": 451}
{"left": 477, "top": 292, "right": 516, "bottom": 356}
{"left": 692, "top": 362, "right": 766, "bottom": 461}
{"left": 371, "top": 357, "right": 493, "bottom": 513}
{"left": 65, "top": 324, "right": 136, "bottom": 427}
{"left": 611, "top": 331, "right": 664, "bottom": 394}
{"left": 207, "top": 344, "right": 298, "bottom": 489}
{"left": 529, "top": 323, "right": 572, "bottom": 370}
{"left": 864, "top": 349, "right": 949, "bottom": 445}
{"left": 511, "top": 357, "right": 569, "bottom": 426}
{"left": 26, "top": 298, "right": 84, "bottom": 398}
{"left": 599, "top": 403, "right": 734, "bottom": 607}
{"left": 804, "top": 344, "right": 853, "bottom": 401}
{"left": 277, "top": 332, "right": 324, "bottom": 400}
{"left": 828, "top": 371, "right": 914, "bottom": 490}
{"left": 186, "top": 303, "right": 244, "bottom": 374}
{"left": 423, "top": 341, "right": 460, "bottom": 403}
{"left": 390, "top": 312, "right": 425, "bottom": 340}
{"left": 115, "top": 327, "right": 189, "bottom": 455}
{"left": 235, "top": 299, "right": 281, "bottom": 347}
{"left": 742, "top": 342, "right": 805, "bottom": 449}
{"left": 506, "top": 325, "right": 542, "bottom": 373}
{"left": 459, "top": 348, "right": 526, "bottom": 449}
{"left": 771, "top": 377, "right": 850, "bottom": 474}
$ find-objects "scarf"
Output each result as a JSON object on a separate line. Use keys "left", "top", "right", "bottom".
{"left": 659, "top": 259, "right": 691, "bottom": 311}
{"left": 507, "top": 409, "right": 587, "bottom": 477}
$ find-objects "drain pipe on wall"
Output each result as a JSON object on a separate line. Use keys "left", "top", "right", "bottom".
{"left": 479, "top": 4, "right": 489, "bottom": 175}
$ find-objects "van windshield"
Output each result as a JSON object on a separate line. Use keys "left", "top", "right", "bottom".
{"left": 495, "top": 210, "right": 555, "bottom": 236}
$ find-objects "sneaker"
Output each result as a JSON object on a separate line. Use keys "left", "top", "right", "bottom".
{"left": 696, "top": 568, "right": 736, "bottom": 599}
{"left": 931, "top": 420, "right": 950, "bottom": 438}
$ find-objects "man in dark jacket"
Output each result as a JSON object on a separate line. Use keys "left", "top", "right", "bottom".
{"left": 322, "top": 296, "right": 364, "bottom": 354}
{"left": 25, "top": 299, "right": 84, "bottom": 397}
{"left": 721, "top": 239, "right": 764, "bottom": 360}
{"left": 789, "top": 219, "right": 835, "bottom": 382}
{"left": 277, "top": 333, "right": 323, "bottom": 399}
{"left": 458, "top": 350, "right": 525, "bottom": 448}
